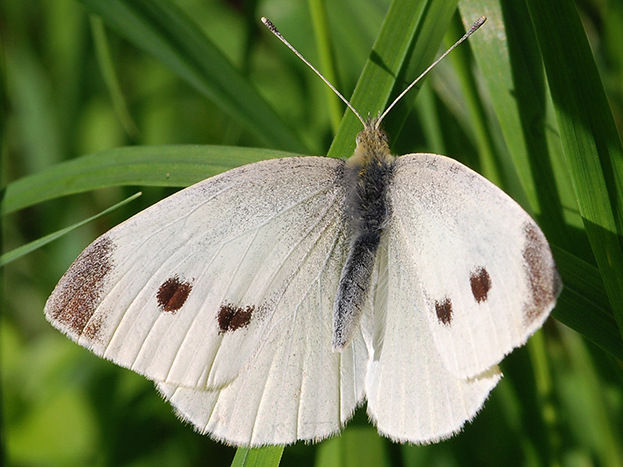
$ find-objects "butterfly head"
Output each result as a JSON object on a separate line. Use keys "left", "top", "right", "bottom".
{"left": 349, "top": 117, "right": 394, "bottom": 167}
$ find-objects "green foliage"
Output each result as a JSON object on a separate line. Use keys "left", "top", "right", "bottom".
{"left": 2, "top": 0, "right": 623, "bottom": 466}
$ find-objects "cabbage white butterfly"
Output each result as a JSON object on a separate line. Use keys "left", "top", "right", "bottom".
{"left": 44, "top": 16, "right": 560, "bottom": 446}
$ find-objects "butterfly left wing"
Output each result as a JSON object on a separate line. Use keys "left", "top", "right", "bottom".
{"left": 386, "top": 154, "right": 561, "bottom": 380}
{"left": 154, "top": 206, "right": 371, "bottom": 446}
{"left": 364, "top": 233, "right": 501, "bottom": 443}
{"left": 156, "top": 281, "right": 370, "bottom": 446}
{"left": 44, "top": 156, "right": 370, "bottom": 446}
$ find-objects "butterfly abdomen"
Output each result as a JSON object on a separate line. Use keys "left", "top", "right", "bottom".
{"left": 333, "top": 126, "right": 395, "bottom": 350}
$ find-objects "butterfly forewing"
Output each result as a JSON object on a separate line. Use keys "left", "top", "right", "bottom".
{"left": 45, "top": 157, "right": 356, "bottom": 391}
{"left": 387, "top": 154, "right": 561, "bottom": 380}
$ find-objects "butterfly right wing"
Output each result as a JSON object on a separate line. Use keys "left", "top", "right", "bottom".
{"left": 44, "top": 157, "right": 363, "bottom": 395}
{"left": 384, "top": 154, "right": 559, "bottom": 381}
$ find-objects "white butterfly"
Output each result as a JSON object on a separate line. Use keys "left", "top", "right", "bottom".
{"left": 44, "top": 17, "right": 561, "bottom": 447}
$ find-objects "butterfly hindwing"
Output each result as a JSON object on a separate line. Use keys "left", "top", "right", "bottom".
{"left": 156, "top": 239, "right": 369, "bottom": 446}
{"left": 362, "top": 233, "right": 501, "bottom": 444}
{"left": 387, "top": 154, "right": 561, "bottom": 380}
{"left": 154, "top": 195, "right": 369, "bottom": 445}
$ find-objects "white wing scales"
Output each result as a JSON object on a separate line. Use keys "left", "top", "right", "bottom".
{"left": 388, "top": 154, "right": 560, "bottom": 380}
{"left": 364, "top": 229, "right": 501, "bottom": 444}
{"left": 45, "top": 157, "right": 352, "bottom": 392}
{"left": 158, "top": 242, "right": 368, "bottom": 446}
{"left": 157, "top": 238, "right": 369, "bottom": 445}
{"left": 45, "top": 150, "right": 559, "bottom": 446}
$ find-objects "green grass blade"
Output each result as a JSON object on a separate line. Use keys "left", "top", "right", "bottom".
{"left": 558, "top": 327, "right": 623, "bottom": 466}
{"left": 1, "top": 145, "right": 298, "bottom": 215}
{"left": 77, "top": 0, "right": 307, "bottom": 152}
{"left": 553, "top": 246, "right": 623, "bottom": 360}
{"left": 0, "top": 193, "right": 141, "bottom": 267}
{"left": 459, "top": 0, "right": 575, "bottom": 249}
{"left": 327, "top": 0, "right": 460, "bottom": 160}
{"left": 526, "top": 0, "right": 623, "bottom": 339}
{"left": 231, "top": 446, "right": 284, "bottom": 467}
{"left": 308, "top": 0, "right": 344, "bottom": 133}
{"left": 444, "top": 13, "right": 501, "bottom": 186}
{"left": 89, "top": 15, "right": 139, "bottom": 138}
{"left": 315, "top": 428, "right": 391, "bottom": 467}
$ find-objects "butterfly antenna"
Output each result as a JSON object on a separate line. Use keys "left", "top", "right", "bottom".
{"left": 261, "top": 17, "right": 367, "bottom": 128}
{"left": 376, "top": 16, "right": 487, "bottom": 128}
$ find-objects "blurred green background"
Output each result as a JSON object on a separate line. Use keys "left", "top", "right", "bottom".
{"left": 2, "top": 0, "right": 623, "bottom": 466}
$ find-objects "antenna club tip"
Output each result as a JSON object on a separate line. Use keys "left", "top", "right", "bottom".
{"left": 261, "top": 17, "right": 277, "bottom": 32}
{"left": 466, "top": 16, "right": 487, "bottom": 35}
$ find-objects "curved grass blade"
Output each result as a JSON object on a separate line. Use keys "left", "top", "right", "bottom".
{"left": 553, "top": 246, "right": 623, "bottom": 360}
{"left": 77, "top": 0, "right": 307, "bottom": 152}
{"left": 0, "top": 192, "right": 141, "bottom": 267}
{"left": 526, "top": 0, "right": 623, "bottom": 339}
{"left": 308, "top": 0, "right": 344, "bottom": 133}
{"left": 1, "top": 145, "right": 297, "bottom": 215}
{"left": 90, "top": 15, "right": 139, "bottom": 138}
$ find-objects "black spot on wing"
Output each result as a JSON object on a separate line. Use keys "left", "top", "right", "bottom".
{"left": 435, "top": 298, "right": 453, "bottom": 326}
{"left": 45, "top": 235, "right": 115, "bottom": 342}
{"left": 470, "top": 267, "right": 491, "bottom": 303}
{"left": 218, "top": 303, "right": 257, "bottom": 333}
{"left": 521, "top": 222, "right": 561, "bottom": 324}
{"left": 157, "top": 276, "right": 193, "bottom": 313}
